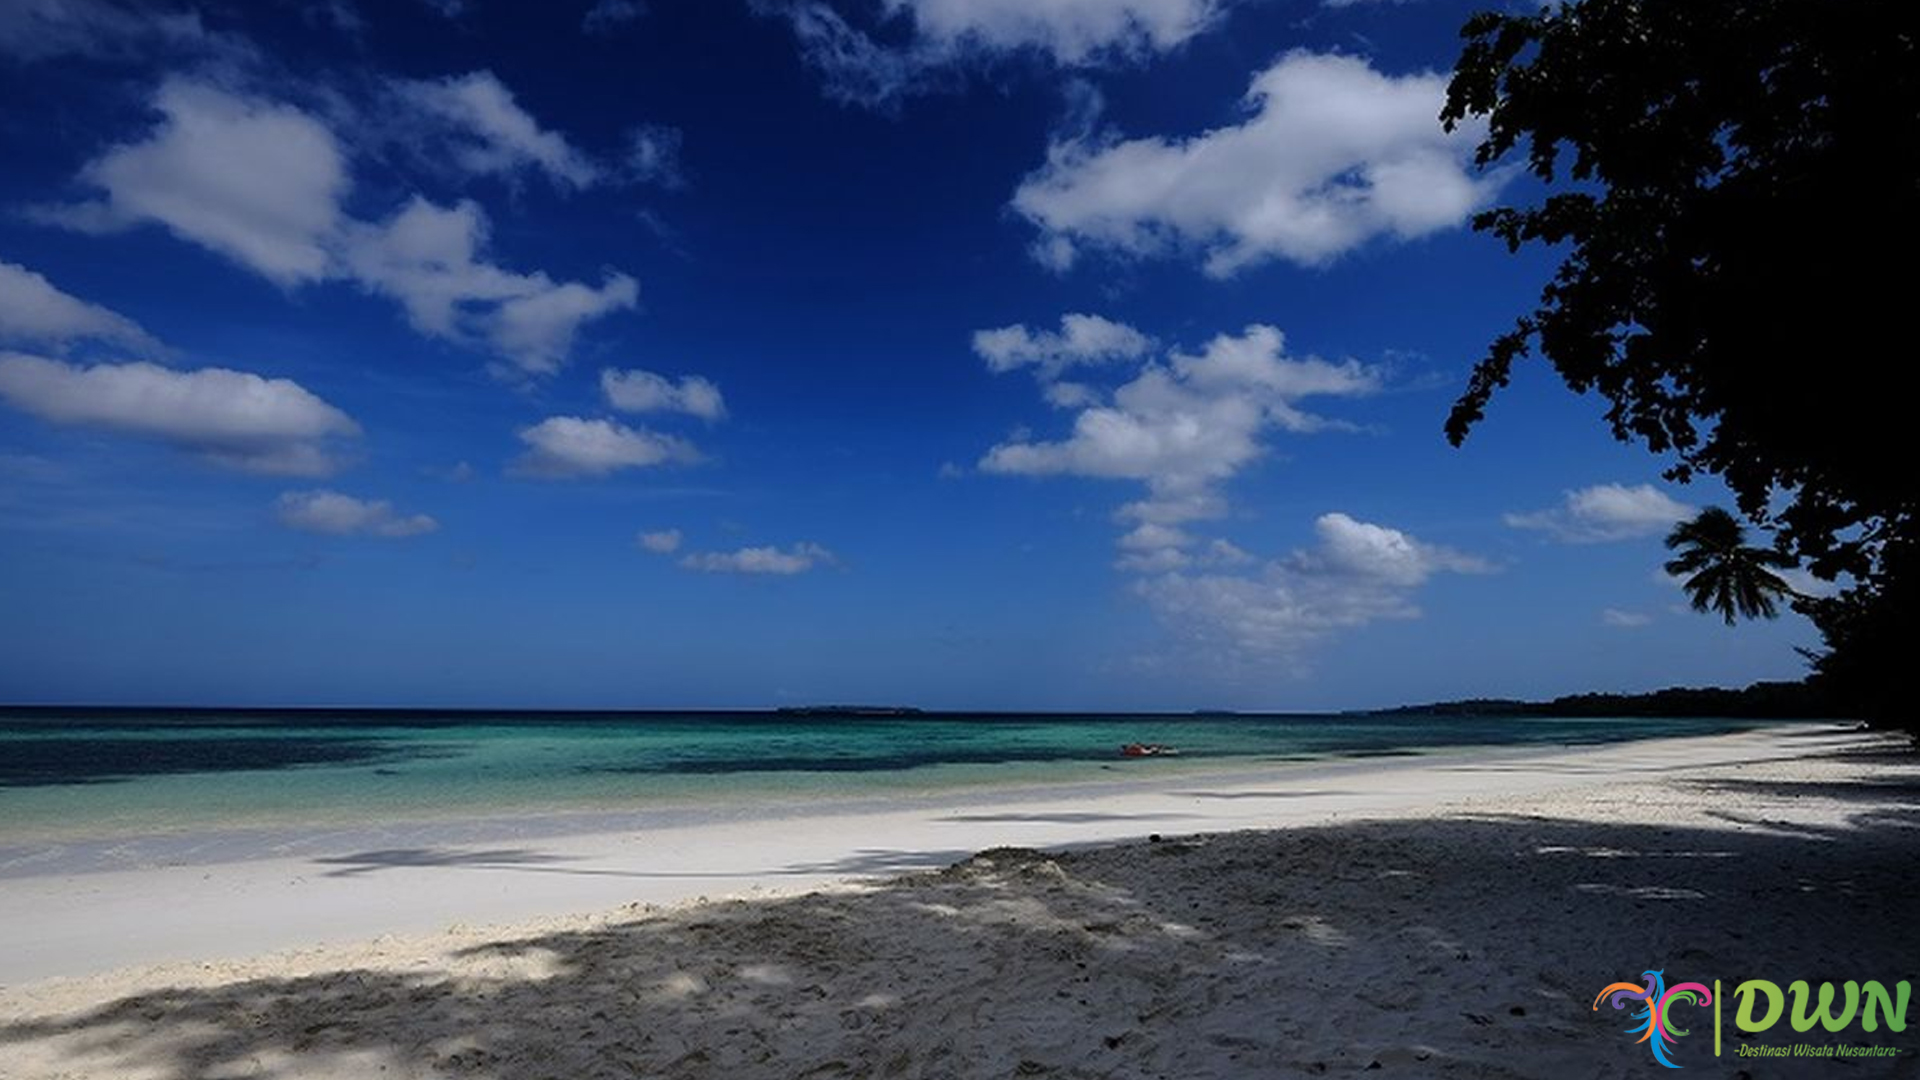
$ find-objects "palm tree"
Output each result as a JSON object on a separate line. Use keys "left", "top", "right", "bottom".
{"left": 1663, "top": 507, "right": 1797, "bottom": 625}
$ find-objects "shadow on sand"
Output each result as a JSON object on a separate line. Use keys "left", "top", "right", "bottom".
{"left": 313, "top": 847, "right": 983, "bottom": 881}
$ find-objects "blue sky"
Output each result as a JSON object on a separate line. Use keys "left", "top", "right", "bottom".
{"left": 0, "top": 0, "right": 1821, "bottom": 710}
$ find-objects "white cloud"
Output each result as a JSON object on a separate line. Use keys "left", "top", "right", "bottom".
{"left": 511, "top": 416, "right": 697, "bottom": 478}
{"left": 1291, "top": 511, "right": 1490, "bottom": 585}
{"left": 679, "top": 541, "right": 836, "bottom": 575}
{"left": 276, "top": 490, "right": 438, "bottom": 538}
{"left": 980, "top": 323, "right": 1379, "bottom": 524}
{"left": 37, "top": 81, "right": 637, "bottom": 376}
{"left": 491, "top": 277, "right": 639, "bottom": 374}
{"left": 1118, "top": 521, "right": 1191, "bottom": 551}
{"left": 37, "top": 79, "right": 347, "bottom": 286}
{"left": 1201, "top": 537, "right": 1253, "bottom": 566}
{"left": 343, "top": 198, "right": 638, "bottom": 375}
{"left": 1117, "top": 489, "right": 1224, "bottom": 526}
{"left": 0, "top": 353, "right": 358, "bottom": 475}
{"left": 396, "top": 71, "right": 601, "bottom": 190}
{"left": 0, "top": 0, "right": 209, "bottom": 62}
{"left": 767, "top": 0, "right": 1224, "bottom": 108}
{"left": 1042, "top": 381, "right": 1098, "bottom": 408}
{"left": 1115, "top": 547, "right": 1190, "bottom": 573}
{"left": 974, "top": 320, "right": 1475, "bottom": 663}
{"left": 1601, "top": 608, "right": 1653, "bottom": 628}
{"left": 1778, "top": 568, "right": 1839, "bottom": 600}
{"left": 1137, "top": 512, "right": 1488, "bottom": 660}
{"left": 1112, "top": 522, "right": 1255, "bottom": 573}
{"left": 1114, "top": 520, "right": 1192, "bottom": 571}
{"left": 972, "top": 313, "right": 1150, "bottom": 378}
{"left": 626, "top": 124, "right": 685, "bottom": 188}
{"left": 1505, "top": 482, "right": 1695, "bottom": 543}
{"left": 636, "top": 528, "right": 682, "bottom": 554}
{"left": 771, "top": 2, "right": 925, "bottom": 109}
{"left": 601, "top": 368, "right": 726, "bottom": 420}
{"left": 1012, "top": 51, "right": 1498, "bottom": 275}
{"left": 583, "top": 0, "right": 647, "bottom": 34}
{"left": 0, "top": 259, "right": 159, "bottom": 352}
{"left": 890, "top": 0, "right": 1220, "bottom": 60}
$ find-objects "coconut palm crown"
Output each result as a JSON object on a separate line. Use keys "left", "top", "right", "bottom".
{"left": 1664, "top": 507, "right": 1797, "bottom": 625}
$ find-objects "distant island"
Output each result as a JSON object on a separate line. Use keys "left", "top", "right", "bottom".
{"left": 1369, "top": 679, "right": 1852, "bottom": 721}
{"left": 774, "top": 705, "right": 927, "bottom": 717}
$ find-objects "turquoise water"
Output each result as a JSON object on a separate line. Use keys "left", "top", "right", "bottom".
{"left": 0, "top": 708, "right": 1778, "bottom": 844}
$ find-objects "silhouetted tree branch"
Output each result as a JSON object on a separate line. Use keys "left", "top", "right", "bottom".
{"left": 1442, "top": 0, "right": 1918, "bottom": 722}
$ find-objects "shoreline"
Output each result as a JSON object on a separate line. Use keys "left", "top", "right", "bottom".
{"left": 0, "top": 725, "right": 1791, "bottom": 877}
{"left": 2, "top": 720, "right": 1915, "bottom": 1077}
{"left": 0, "top": 722, "right": 1869, "bottom": 986}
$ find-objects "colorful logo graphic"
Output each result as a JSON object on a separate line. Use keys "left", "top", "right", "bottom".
{"left": 1594, "top": 969, "right": 1715, "bottom": 1069}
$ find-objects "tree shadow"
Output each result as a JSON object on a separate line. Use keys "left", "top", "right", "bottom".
{"left": 1162, "top": 789, "right": 1351, "bottom": 801}
{"left": 1685, "top": 776, "right": 1920, "bottom": 803}
{"left": 935, "top": 812, "right": 1203, "bottom": 824}
{"left": 7, "top": 800, "right": 1919, "bottom": 1077}
{"left": 310, "top": 846, "right": 983, "bottom": 881}
{"left": 315, "top": 848, "right": 586, "bottom": 878}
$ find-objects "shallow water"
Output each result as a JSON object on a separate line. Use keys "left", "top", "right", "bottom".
{"left": 0, "top": 708, "right": 1780, "bottom": 845}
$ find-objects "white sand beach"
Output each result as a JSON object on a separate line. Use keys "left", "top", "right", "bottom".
{"left": 2, "top": 723, "right": 1915, "bottom": 1078}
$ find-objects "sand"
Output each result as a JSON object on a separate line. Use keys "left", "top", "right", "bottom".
{"left": 1, "top": 723, "right": 1915, "bottom": 1078}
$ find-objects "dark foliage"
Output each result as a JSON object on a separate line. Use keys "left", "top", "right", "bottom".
{"left": 1376, "top": 678, "right": 1859, "bottom": 721}
{"left": 1442, "top": 0, "right": 1919, "bottom": 723}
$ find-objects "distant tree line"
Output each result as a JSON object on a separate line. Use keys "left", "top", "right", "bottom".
{"left": 1375, "top": 680, "right": 1848, "bottom": 721}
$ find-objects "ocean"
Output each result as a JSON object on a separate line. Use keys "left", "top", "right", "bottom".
{"left": 0, "top": 708, "right": 1775, "bottom": 853}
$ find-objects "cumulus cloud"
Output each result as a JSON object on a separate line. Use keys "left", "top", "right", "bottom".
{"left": 276, "top": 490, "right": 438, "bottom": 538}
{"left": 679, "top": 541, "right": 836, "bottom": 575}
{"left": 601, "top": 368, "right": 726, "bottom": 420}
{"left": 636, "top": 528, "right": 682, "bottom": 553}
{"left": 974, "top": 319, "right": 1472, "bottom": 663}
{"left": 765, "top": 0, "right": 1225, "bottom": 108}
{"left": 511, "top": 416, "right": 697, "bottom": 478}
{"left": 1505, "top": 482, "right": 1695, "bottom": 543}
{"left": 396, "top": 71, "right": 601, "bottom": 190}
{"left": 34, "top": 79, "right": 347, "bottom": 286}
{"left": 342, "top": 198, "right": 638, "bottom": 374}
{"left": 980, "top": 323, "right": 1379, "bottom": 525}
{"left": 1290, "top": 511, "right": 1490, "bottom": 585}
{"left": 0, "top": 353, "right": 358, "bottom": 475}
{"left": 0, "top": 260, "right": 159, "bottom": 352}
{"left": 1012, "top": 51, "right": 1498, "bottom": 275}
{"left": 1601, "top": 608, "right": 1653, "bottom": 628}
{"left": 37, "top": 81, "right": 637, "bottom": 375}
{"left": 1137, "top": 512, "right": 1489, "bottom": 661}
{"left": 972, "top": 313, "right": 1151, "bottom": 379}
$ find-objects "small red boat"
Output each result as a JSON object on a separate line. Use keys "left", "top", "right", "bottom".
{"left": 1120, "top": 742, "right": 1179, "bottom": 758}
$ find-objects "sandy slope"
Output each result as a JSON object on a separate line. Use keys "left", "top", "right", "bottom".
{"left": 2, "top": 724, "right": 1915, "bottom": 1078}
